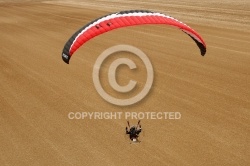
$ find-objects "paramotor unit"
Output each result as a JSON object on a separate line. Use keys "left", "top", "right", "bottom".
{"left": 62, "top": 10, "right": 206, "bottom": 64}
{"left": 126, "top": 120, "right": 142, "bottom": 143}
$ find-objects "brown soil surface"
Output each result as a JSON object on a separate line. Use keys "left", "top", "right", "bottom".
{"left": 0, "top": 1, "right": 249, "bottom": 165}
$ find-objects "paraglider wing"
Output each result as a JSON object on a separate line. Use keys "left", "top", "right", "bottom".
{"left": 62, "top": 10, "right": 206, "bottom": 64}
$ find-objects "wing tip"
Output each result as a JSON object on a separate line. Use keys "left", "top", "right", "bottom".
{"left": 201, "top": 47, "right": 206, "bottom": 56}
{"left": 62, "top": 53, "right": 70, "bottom": 64}
{"left": 201, "top": 49, "right": 206, "bottom": 56}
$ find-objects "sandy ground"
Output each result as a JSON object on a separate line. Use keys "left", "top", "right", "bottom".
{"left": 0, "top": 0, "right": 250, "bottom": 165}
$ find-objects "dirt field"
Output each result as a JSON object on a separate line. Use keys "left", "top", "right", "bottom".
{"left": 0, "top": 0, "right": 249, "bottom": 165}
